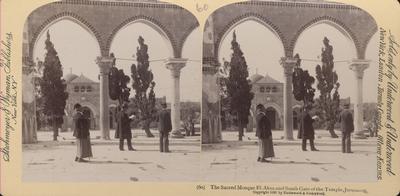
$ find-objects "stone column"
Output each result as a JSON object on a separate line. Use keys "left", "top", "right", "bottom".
{"left": 96, "top": 56, "right": 114, "bottom": 140}
{"left": 165, "top": 58, "right": 187, "bottom": 138}
{"left": 349, "top": 59, "right": 370, "bottom": 139}
{"left": 280, "top": 57, "right": 297, "bottom": 140}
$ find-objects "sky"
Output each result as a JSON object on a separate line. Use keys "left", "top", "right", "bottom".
{"left": 219, "top": 20, "right": 379, "bottom": 103}
{"left": 33, "top": 18, "right": 379, "bottom": 104}
{"left": 33, "top": 20, "right": 201, "bottom": 102}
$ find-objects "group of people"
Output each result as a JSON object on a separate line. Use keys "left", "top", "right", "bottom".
{"left": 255, "top": 103, "right": 356, "bottom": 163}
{"left": 72, "top": 102, "right": 173, "bottom": 163}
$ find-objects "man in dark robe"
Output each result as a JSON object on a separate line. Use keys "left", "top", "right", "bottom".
{"left": 158, "top": 102, "right": 172, "bottom": 153}
{"left": 300, "top": 107, "right": 318, "bottom": 151}
{"left": 339, "top": 103, "right": 354, "bottom": 153}
{"left": 73, "top": 104, "right": 92, "bottom": 162}
{"left": 255, "top": 104, "right": 274, "bottom": 162}
{"left": 116, "top": 103, "right": 135, "bottom": 151}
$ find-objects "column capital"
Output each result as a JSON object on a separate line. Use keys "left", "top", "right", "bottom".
{"left": 349, "top": 59, "right": 370, "bottom": 79}
{"left": 280, "top": 57, "right": 297, "bottom": 76}
{"left": 96, "top": 56, "right": 114, "bottom": 74}
{"left": 165, "top": 58, "right": 187, "bottom": 78}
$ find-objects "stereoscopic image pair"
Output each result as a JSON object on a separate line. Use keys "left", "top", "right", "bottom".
{"left": 22, "top": 0, "right": 378, "bottom": 182}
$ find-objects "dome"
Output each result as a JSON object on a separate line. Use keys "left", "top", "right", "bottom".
{"left": 250, "top": 73, "right": 263, "bottom": 83}
{"left": 64, "top": 73, "right": 78, "bottom": 83}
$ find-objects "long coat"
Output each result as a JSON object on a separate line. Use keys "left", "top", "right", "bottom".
{"left": 158, "top": 109, "right": 172, "bottom": 133}
{"left": 115, "top": 111, "right": 132, "bottom": 139}
{"left": 255, "top": 112, "right": 272, "bottom": 139}
{"left": 300, "top": 112, "right": 315, "bottom": 139}
{"left": 339, "top": 109, "right": 354, "bottom": 133}
{"left": 73, "top": 111, "right": 89, "bottom": 139}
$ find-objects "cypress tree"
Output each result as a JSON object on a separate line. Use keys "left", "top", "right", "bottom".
{"left": 315, "top": 37, "right": 340, "bottom": 138}
{"left": 39, "top": 31, "right": 68, "bottom": 141}
{"left": 226, "top": 31, "right": 254, "bottom": 141}
{"left": 131, "top": 36, "right": 157, "bottom": 138}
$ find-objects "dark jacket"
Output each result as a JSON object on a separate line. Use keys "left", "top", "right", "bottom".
{"left": 73, "top": 111, "right": 89, "bottom": 139}
{"left": 255, "top": 112, "right": 272, "bottom": 139}
{"left": 339, "top": 109, "right": 354, "bottom": 133}
{"left": 116, "top": 110, "right": 132, "bottom": 139}
{"left": 158, "top": 109, "right": 172, "bottom": 133}
{"left": 300, "top": 112, "right": 315, "bottom": 139}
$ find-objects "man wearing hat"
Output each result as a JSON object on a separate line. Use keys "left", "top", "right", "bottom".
{"left": 255, "top": 104, "right": 274, "bottom": 162}
{"left": 116, "top": 103, "right": 135, "bottom": 151}
{"left": 339, "top": 103, "right": 354, "bottom": 153}
{"left": 158, "top": 102, "right": 172, "bottom": 152}
{"left": 300, "top": 106, "right": 318, "bottom": 151}
{"left": 73, "top": 103, "right": 93, "bottom": 162}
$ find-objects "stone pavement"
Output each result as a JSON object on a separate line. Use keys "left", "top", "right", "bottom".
{"left": 23, "top": 129, "right": 201, "bottom": 182}
{"left": 201, "top": 129, "right": 377, "bottom": 182}
{"left": 23, "top": 129, "right": 377, "bottom": 182}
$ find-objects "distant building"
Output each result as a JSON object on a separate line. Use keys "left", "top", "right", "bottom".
{"left": 62, "top": 73, "right": 118, "bottom": 131}
{"left": 249, "top": 73, "right": 303, "bottom": 130}
{"left": 62, "top": 73, "right": 169, "bottom": 131}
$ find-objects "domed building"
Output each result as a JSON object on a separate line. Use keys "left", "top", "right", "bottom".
{"left": 62, "top": 73, "right": 119, "bottom": 131}
{"left": 249, "top": 73, "right": 303, "bottom": 130}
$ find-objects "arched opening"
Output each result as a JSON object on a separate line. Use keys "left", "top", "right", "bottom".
{"left": 293, "top": 21, "right": 357, "bottom": 104}
{"left": 109, "top": 21, "right": 172, "bottom": 102}
{"left": 33, "top": 18, "right": 101, "bottom": 82}
{"left": 82, "top": 106, "right": 95, "bottom": 130}
{"left": 218, "top": 18, "right": 286, "bottom": 82}
{"left": 265, "top": 107, "right": 279, "bottom": 130}
{"left": 293, "top": 110, "right": 298, "bottom": 130}
{"left": 181, "top": 27, "right": 201, "bottom": 102}
{"left": 109, "top": 106, "right": 117, "bottom": 129}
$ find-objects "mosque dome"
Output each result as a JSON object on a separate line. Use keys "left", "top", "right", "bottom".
{"left": 250, "top": 73, "right": 263, "bottom": 83}
{"left": 64, "top": 73, "right": 78, "bottom": 83}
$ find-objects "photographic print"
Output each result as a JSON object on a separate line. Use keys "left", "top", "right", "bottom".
{"left": 21, "top": 0, "right": 202, "bottom": 182}
{"left": 201, "top": 0, "right": 379, "bottom": 182}
{"left": 1, "top": 0, "right": 400, "bottom": 195}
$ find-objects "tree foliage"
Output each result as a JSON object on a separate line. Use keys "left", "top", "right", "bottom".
{"left": 130, "top": 36, "right": 157, "bottom": 137}
{"left": 292, "top": 53, "right": 315, "bottom": 107}
{"left": 108, "top": 53, "right": 131, "bottom": 105}
{"left": 315, "top": 37, "right": 340, "bottom": 137}
{"left": 39, "top": 31, "right": 69, "bottom": 129}
{"left": 225, "top": 31, "right": 254, "bottom": 140}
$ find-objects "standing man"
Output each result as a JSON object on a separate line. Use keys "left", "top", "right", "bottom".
{"left": 255, "top": 104, "right": 274, "bottom": 162}
{"left": 300, "top": 106, "right": 318, "bottom": 151}
{"left": 116, "top": 103, "right": 135, "bottom": 151}
{"left": 158, "top": 102, "right": 172, "bottom": 153}
{"left": 73, "top": 104, "right": 93, "bottom": 162}
{"left": 339, "top": 103, "right": 354, "bottom": 153}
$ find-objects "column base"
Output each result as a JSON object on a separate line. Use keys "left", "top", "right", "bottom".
{"left": 284, "top": 137, "right": 294, "bottom": 141}
{"left": 354, "top": 131, "right": 367, "bottom": 139}
{"left": 171, "top": 129, "right": 185, "bottom": 138}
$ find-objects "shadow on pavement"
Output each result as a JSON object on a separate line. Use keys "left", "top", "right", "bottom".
{"left": 269, "top": 160, "right": 333, "bottom": 165}
{"left": 86, "top": 160, "right": 152, "bottom": 165}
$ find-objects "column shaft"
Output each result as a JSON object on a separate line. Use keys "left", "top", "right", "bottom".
{"left": 166, "top": 58, "right": 187, "bottom": 138}
{"left": 281, "top": 57, "right": 297, "bottom": 140}
{"left": 349, "top": 60, "right": 369, "bottom": 139}
{"left": 96, "top": 56, "right": 114, "bottom": 140}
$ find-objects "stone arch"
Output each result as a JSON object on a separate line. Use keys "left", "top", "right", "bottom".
{"left": 361, "top": 26, "right": 379, "bottom": 59}
{"left": 30, "top": 12, "right": 104, "bottom": 59}
{"left": 290, "top": 16, "right": 359, "bottom": 59}
{"left": 264, "top": 102, "right": 282, "bottom": 118}
{"left": 106, "top": 16, "right": 176, "bottom": 57}
{"left": 179, "top": 25, "right": 200, "bottom": 58}
{"left": 215, "top": 13, "right": 288, "bottom": 60}
{"left": 80, "top": 102, "right": 98, "bottom": 117}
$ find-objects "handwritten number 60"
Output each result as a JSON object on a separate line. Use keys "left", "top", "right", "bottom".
{"left": 196, "top": 4, "right": 208, "bottom": 12}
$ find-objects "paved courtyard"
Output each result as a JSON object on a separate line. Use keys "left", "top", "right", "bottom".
{"left": 201, "top": 130, "right": 377, "bottom": 182}
{"left": 23, "top": 129, "right": 377, "bottom": 182}
{"left": 23, "top": 129, "right": 201, "bottom": 182}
